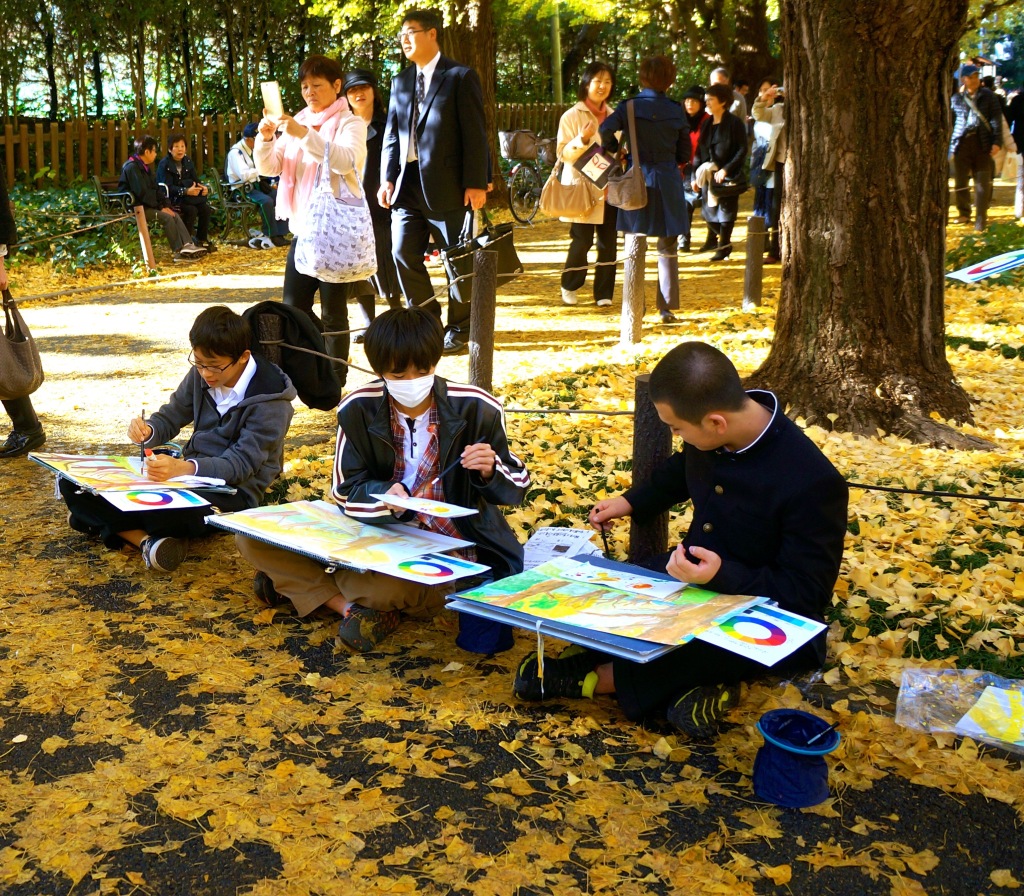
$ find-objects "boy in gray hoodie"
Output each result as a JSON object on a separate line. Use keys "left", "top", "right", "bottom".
{"left": 61, "top": 306, "right": 296, "bottom": 572}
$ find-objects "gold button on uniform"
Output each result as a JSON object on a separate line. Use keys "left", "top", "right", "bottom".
{"left": 702, "top": 522, "right": 713, "bottom": 533}
{"left": 714, "top": 485, "right": 724, "bottom": 495}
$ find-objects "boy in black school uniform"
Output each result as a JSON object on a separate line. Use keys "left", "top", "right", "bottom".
{"left": 513, "top": 341, "right": 849, "bottom": 738}
{"left": 61, "top": 306, "right": 296, "bottom": 572}
{"left": 235, "top": 307, "right": 530, "bottom": 654}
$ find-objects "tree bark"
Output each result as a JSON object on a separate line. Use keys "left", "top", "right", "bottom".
{"left": 746, "top": 0, "right": 989, "bottom": 449}
{"left": 92, "top": 49, "right": 104, "bottom": 118}
{"left": 731, "top": 0, "right": 777, "bottom": 84}
{"left": 442, "top": 0, "right": 499, "bottom": 196}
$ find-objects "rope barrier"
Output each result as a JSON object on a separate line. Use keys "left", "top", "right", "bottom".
{"left": 15, "top": 213, "right": 135, "bottom": 249}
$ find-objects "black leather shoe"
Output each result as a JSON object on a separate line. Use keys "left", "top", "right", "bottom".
{"left": 660, "top": 311, "right": 678, "bottom": 324}
{"left": 442, "top": 331, "right": 468, "bottom": 355}
{"left": 711, "top": 246, "right": 732, "bottom": 261}
{"left": 0, "top": 429, "right": 45, "bottom": 458}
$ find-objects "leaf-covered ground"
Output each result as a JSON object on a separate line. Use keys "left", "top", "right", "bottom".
{"left": 2, "top": 193, "right": 1024, "bottom": 895}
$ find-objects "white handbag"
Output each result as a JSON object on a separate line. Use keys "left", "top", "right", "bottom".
{"left": 293, "top": 141, "right": 377, "bottom": 283}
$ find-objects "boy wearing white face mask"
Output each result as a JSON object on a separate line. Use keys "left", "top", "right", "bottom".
{"left": 235, "top": 307, "right": 530, "bottom": 654}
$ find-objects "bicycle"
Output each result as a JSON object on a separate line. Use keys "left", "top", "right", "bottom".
{"left": 499, "top": 130, "right": 556, "bottom": 224}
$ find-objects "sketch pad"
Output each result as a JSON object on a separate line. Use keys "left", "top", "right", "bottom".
{"left": 206, "top": 499, "right": 474, "bottom": 574}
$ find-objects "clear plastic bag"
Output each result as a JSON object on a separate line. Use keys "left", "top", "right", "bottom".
{"left": 895, "top": 668, "right": 1024, "bottom": 755}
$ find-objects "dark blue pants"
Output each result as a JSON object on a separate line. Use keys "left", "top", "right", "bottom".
{"left": 391, "top": 163, "right": 470, "bottom": 331}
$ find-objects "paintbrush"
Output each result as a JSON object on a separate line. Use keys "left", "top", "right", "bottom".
{"left": 805, "top": 721, "right": 840, "bottom": 746}
{"left": 413, "top": 442, "right": 484, "bottom": 497}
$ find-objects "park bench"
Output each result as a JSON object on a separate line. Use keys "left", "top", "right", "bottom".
{"left": 210, "top": 177, "right": 260, "bottom": 241}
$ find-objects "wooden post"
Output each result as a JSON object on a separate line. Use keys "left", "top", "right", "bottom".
{"left": 257, "top": 313, "right": 283, "bottom": 365}
{"left": 627, "top": 373, "right": 672, "bottom": 564}
{"left": 1016, "top": 150, "right": 1024, "bottom": 219}
{"left": 133, "top": 206, "right": 157, "bottom": 271}
{"left": 33, "top": 123, "right": 44, "bottom": 180}
{"left": 468, "top": 248, "right": 498, "bottom": 392}
{"left": 18, "top": 123, "right": 29, "bottom": 176}
{"left": 77, "top": 119, "right": 88, "bottom": 180}
{"left": 49, "top": 122, "right": 59, "bottom": 184}
{"left": 63, "top": 121, "right": 74, "bottom": 183}
{"left": 619, "top": 233, "right": 646, "bottom": 345}
{"left": 4, "top": 124, "right": 14, "bottom": 187}
{"left": 743, "top": 215, "right": 766, "bottom": 311}
{"left": 106, "top": 120, "right": 116, "bottom": 177}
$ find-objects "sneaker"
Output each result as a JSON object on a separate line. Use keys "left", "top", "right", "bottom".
{"left": 513, "top": 644, "right": 599, "bottom": 701}
{"left": 560, "top": 287, "right": 579, "bottom": 305}
{"left": 336, "top": 604, "right": 401, "bottom": 653}
{"left": 253, "top": 571, "right": 289, "bottom": 609}
{"left": 178, "top": 243, "right": 206, "bottom": 257}
{"left": 666, "top": 683, "right": 739, "bottom": 738}
{"left": 442, "top": 330, "right": 467, "bottom": 356}
{"left": 596, "top": 298, "right": 612, "bottom": 307}
{"left": 140, "top": 536, "right": 188, "bottom": 572}
{"left": 248, "top": 228, "right": 263, "bottom": 239}
{"left": 0, "top": 429, "right": 45, "bottom": 458}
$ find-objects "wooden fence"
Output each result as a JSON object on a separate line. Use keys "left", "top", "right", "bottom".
{"left": 1, "top": 104, "right": 571, "bottom": 188}
{"left": 1, "top": 115, "right": 253, "bottom": 188}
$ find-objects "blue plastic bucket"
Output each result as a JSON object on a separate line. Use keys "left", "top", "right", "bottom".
{"left": 753, "top": 709, "right": 840, "bottom": 808}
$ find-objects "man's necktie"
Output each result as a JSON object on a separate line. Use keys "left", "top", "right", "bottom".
{"left": 411, "top": 71, "right": 425, "bottom": 159}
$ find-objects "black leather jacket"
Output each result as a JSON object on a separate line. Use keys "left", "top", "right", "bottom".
{"left": 332, "top": 377, "right": 529, "bottom": 579}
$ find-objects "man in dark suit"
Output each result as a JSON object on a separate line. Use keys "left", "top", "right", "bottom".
{"left": 378, "top": 8, "right": 488, "bottom": 355}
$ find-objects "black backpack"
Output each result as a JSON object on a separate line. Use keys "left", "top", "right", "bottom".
{"left": 242, "top": 301, "right": 341, "bottom": 411}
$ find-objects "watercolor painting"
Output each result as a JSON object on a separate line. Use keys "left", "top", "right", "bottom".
{"left": 30, "top": 453, "right": 219, "bottom": 493}
{"left": 208, "top": 500, "right": 471, "bottom": 570}
{"left": 369, "top": 493, "right": 478, "bottom": 518}
{"left": 455, "top": 557, "right": 761, "bottom": 645}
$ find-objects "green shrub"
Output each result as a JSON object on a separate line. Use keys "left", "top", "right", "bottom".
{"left": 10, "top": 181, "right": 142, "bottom": 273}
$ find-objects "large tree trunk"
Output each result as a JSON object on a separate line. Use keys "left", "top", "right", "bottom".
{"left": 731, "top": 0, "right": 776, "bottom": 84}
{"left": 442, "top": 0, "right": 500, "bottom": 194}
{"left": 746, "top": 0, "right": 988, "bottom": 448}
{"left": 92, "top": 49, "right": 104, "bottom": 118}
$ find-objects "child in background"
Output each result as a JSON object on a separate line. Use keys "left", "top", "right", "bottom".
{"left": 62, "top": 306, "right": 296, "bottom": 572}
{"left": 235, "top": 307, "right": 530, "bottom": 654}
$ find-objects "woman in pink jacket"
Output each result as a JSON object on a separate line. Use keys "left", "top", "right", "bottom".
{"left": 256, "top": 55, "right": 367, "bottom": 388}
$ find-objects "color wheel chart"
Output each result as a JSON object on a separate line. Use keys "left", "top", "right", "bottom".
{"left": 947, "top": 248, "right": 1024, "bottom": 283}
{"left": 381, "top": 552, "right": 490, "bottom": 585}
{"left": 696, "top": 604, "right": 826, "bottom": 666}
{"left": 103, "top": 489, "right": 210, "bottom": 513}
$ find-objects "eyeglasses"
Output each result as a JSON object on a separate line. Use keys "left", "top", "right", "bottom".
{"left": 188, "top": 351, "right": 237, "bottom": 374}
{"left": 395, "top": 29, "right": 426, "bottom": 42}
